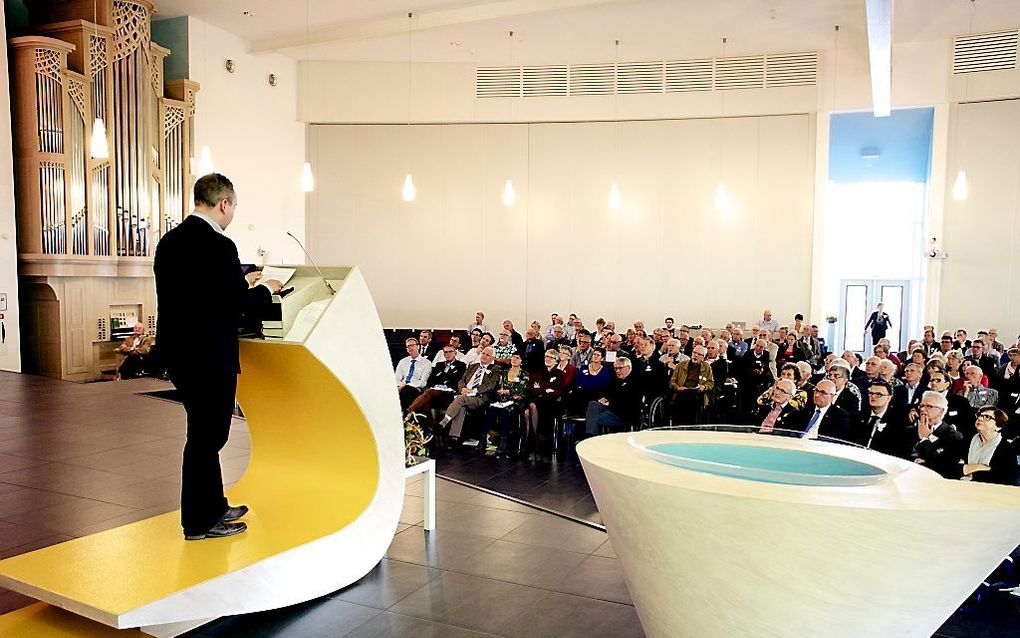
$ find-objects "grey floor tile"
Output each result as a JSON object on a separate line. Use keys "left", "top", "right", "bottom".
{"left": 450, "top": 539, "right": 587, "bottom": 590}
{"left": 194, "top": 597, "right": 380, "bottom": 638}
{"left": 332, "top": 559, "right": 440, "bottom": 609}
{"left": 499, "top": 590, "right": 644, "bottom": 638}
{"left": 555, "top": 555, "right": 632, "bottom": 604}
{"left": 499, "top": 513, "right": 606, "bottom": 554}
{"left": 345, "top": 611, "right": 499, "bottom": 638}
{"left": 384, "top": 527, "right": 494, "bottom": 571}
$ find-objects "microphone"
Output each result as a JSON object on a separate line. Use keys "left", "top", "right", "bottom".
{"left": 286, "top": 231, "right": 336, "bottom": 295}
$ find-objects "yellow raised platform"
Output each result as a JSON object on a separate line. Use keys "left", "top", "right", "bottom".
{"left": 0, "top": 267, "right": 404, "bottom": 637}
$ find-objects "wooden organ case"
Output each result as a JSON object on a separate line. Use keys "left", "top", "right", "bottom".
{"left": 9, "top": 0, "right": 198, "bottom": 380}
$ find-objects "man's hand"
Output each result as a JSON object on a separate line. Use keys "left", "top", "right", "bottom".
{"left": 907, "top": 408, "right": 918, "bottom": 423}
{"left": 262, "top": 278, "right": 284, "bottom": 293}
{"left": 918, "top": 414, "right": 933, "bottom": 440}
{"left": 460, "top": 387, "right": 470, "bottom": 396}
{"left": 598, "top": 397, "right": 609, "bottom": 406}
{"left": 245, "top": 271, "right": 263, "bottom": 286}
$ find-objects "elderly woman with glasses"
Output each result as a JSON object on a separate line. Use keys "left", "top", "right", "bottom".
{"left": 957, "top": 407, "right": 1018, "bottom": 485}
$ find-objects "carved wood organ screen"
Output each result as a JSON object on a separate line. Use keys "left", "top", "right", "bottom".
{"left": 9, "top": 0, "right": 198, "bottom": 260}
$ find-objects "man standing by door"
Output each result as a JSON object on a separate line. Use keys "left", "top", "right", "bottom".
{"left": 154, "top": 173, "right": 282, "bottom": 540}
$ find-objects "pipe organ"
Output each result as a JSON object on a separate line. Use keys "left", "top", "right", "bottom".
{"left": 9, "top": 0, "right": 198, "bottom": 380}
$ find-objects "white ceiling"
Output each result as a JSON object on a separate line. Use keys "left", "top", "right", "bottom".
{"left": 155, "top": 0, "right": 1020, "bottom": 64}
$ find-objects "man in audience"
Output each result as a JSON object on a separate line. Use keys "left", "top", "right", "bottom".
{"left": 632, "top": 336, "right": 667, "bottom": 402}
{"left": 432, "top": 334, "right": 465, "bottom": 365}
{"left": 939, "top": 334, "right": 955, "bottom": 355}
{"left": 521, "top": 327, "right": 546, "bottom": 373}
{"left": 407, "top": 344, "right": 467, "bottom": 417}
{"left": 801, "top": 379, "right": 850, "bottom": 441}
{"left": 961, "top": 363, "right": 999, "bottom": 409}
{"left": 569, "top": 332, "right": 595, "bottom": 368}
{"left": 855, "top": 356, "right": 883, "bottom": 397}
{"left": 856, "top": 379, "right": 913, "bottom": 458}
{"left": 913, "top": 391, "right": 966, "bottom": 478}
{"left": 463, "top": 332, "right": 494, "bottom": 367}
{"left": 585, "top": 357, "right": 642, "bottom": 435}
{"left": 799, "top": 326, "right": 821, "bottom": 367}
{"left": 565, "top": 313, "right": 579, "bottom": 340}
{"left": 663, "top": 317, "right": 676, "bottom": 337}
{"left": 467, "top": 311, "right": 488, "bottom": 334}
{"left": 989, "top": 328, "right": 1005, "bottom": 355}
{"left": 755, "top": 308, "right": 779, "bottom": 333}
{"left": 395, "top": 337, "right": 433, "bottom": 412}
{"left": 827, "top": 361, "right": 861, "bottom": 420}
{"left": 669, "top": 345, "right": 714, "bottom": 424}
{"left": 439, "top": 346, "right": 500, "bottom": 440}
{"left": 544, "top": 313, "right": 561, "bottom": 342}
{"left": 730, "top": 328, "right": 748, "bottom": 358}
{"left": 604, "top": 332, "right": 623, "bottom": 363}
{"left": 760, "top": 332, "right": 779, "bottom": 378}
{"left": 503, "top": 320, "right": 525, "bottom": 353}
{"left": 546, "top": 324, "right": 570, "bottom": 350}
{"left": 893, "top": 363, "right": 927, "bottom": 413}
{"left": 417, "top": 330, "right": 440, "bottom": 360}
{"left": 706, "top": 341, "right": 730, "bottom": 387}
{"left": 660, "top": 337, "right": 689, "bottom": 373}
{"left": 955, "top": 329, "right": 971, "bottom": 351}
{"left": 493, "top": 328, "right": 518, "bottom": 365}
{"left": 676, "top": 325, "right": 694, "bottom": 356}
{"left": 923, "top": 369, "right": 973, "bottom": 431}
{"left": 841, "top": 351, "right": 866, "bottom": 384}
{"left": 919, "top": 329, "right": 939, "bottom": 357}
{"left": 996, "top": 347, "right": 1020, "bottom": 393}
{"left": 755, "top": 378, "right": 804, "bottom": 434}
{"left": 966, "top": 339, "right": 1000, "bottom": 380}
{"left": 115, "top": 322, "right": 154, "bottom": 379}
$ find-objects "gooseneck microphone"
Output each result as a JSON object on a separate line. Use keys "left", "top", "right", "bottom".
{"left": 286, "top": 231, "right": 336, "bottom": 295}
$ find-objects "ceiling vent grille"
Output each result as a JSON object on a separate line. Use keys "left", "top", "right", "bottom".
{"left": 714, "top": 55, "right": 765, "bottom": 90}
{"left": 523, "top": 65, "right": 568, "bottom": 97}
{"left": 953, "top": 30, "right": 1019, "bottom": 73}
{"left": 477, "top": 50, "right": 816, "bottom": 97}
{"left": 765, "top": 51, "right": 818, "bottom": 87}
{"left": 568, "top": 63, "right": 615, "bottom": 95}
{"left": 475, "top": 66, "right": 521, "bottom": 97}
{"left": 665, "top": 58, "right": 714, "bottom": 92}
{"left": 616, "top": 61, "right": 664, "bottom": 94}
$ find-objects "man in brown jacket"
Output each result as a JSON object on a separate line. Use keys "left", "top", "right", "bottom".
{"left": 115, "top": 323, "right": 154, "bottom": 379}
{"left": 669, "top": 345, "right": 715, "bottom": 424}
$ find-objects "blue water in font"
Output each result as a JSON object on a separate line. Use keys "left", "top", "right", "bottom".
{"left": 646, "top": 443, "right": 887, "bottom": 485}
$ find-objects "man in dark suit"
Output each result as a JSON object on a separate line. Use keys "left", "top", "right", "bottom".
{"left": 755, "top": 379, "right": 806, "bottom": 435}
{"left": 438, "top": 346, "right": 500, "bottom": 440}
{"left": 154, "top": 173, "right": 282, "bottom": 540}
{"left": 892, "top": 363, "right": 927, "bottom": 413}
{"left": 922, "top": 369, "right": 974, "bottom": 434}
{"left": 417, "top": 330, "right": 441, "bottom": 361}
{"left": 799, "top": 380, "right": 851, "bottom": 442}
{"left": 585, "top": 356, "right": 643, "bottom": 435}
{"left": 913, "top": 391, "right": 966, "bottom": 478}
{"left": 407, "top": 345, "right": 468, "bottom": 416}
{"left": 854, "top": 379, "right": 914, "bottom": 459}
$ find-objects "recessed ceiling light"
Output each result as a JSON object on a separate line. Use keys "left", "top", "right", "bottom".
{"left": 449, "top": 41, "right": 462, "bottom": 47}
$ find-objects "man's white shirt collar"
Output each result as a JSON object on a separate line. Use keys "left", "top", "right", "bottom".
{"left": 191, "top": 211, "right": 224, "bottom": 234}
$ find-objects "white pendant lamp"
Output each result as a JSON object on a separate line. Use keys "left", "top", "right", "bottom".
{"left": 197, "top": 145, "right": 214, "bottom": 176}
{"left": 952, "top": 170, "right": 968, "bottom": 201}
{"left": 301, "top": 162, "right": 315, "bottom": 192}
{"left": 402, "top": 174, "right": 416, "bottom": 201}
{"left": 90, "top": 117, "right": 108, "bottom": 159}
{"left": 608, "top": 183, "right": 621, "bottom": 209}
{"left": 502, "top": 179, "right": 516, "bottom": 206}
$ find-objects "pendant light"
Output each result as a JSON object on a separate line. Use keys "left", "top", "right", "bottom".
{"left": 952, "top": 0, "right": 977, "bottom": 202}
{"left": 300, "top": 0, "right": 316, "bottom": 192}
{"left": 89, "top": 0, "right": 108, "bottom": 159}
{"left": 401, "top": 12, "right": 416, "bottom": 201}
{"left": 608, "top": 39, "right": 621, "bottom": 209}
{"left": 714, "top": 36, "right": 729, "bottom": 212}
{"left": 502, "top": 30, "right": 516, "bottom": 206}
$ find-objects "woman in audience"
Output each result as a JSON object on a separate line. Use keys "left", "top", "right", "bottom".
{"left": 556, "top": 345, "right": 578, "bottom": 390}
{"left": 775, "top": 333, "right": 803, "bottom": 368}
{"left": 573, "top": 347, "right": 612, "bottom": 410}
{"left": 758, "top": 363, "right": 808, "bottom": 410}
{"left": 795, "top": 361, "right": 815, "bottom": 396}
{"left": 945, "top": 350, "right": 964, "bottom": 384}
{"left": 957, "top": 407, "right": 1018, "bottom": 485}
{"left": 489, "top": 353, "right": 530, "bottom": 459}
{"left": 526, "top": 349, "right": 567, "bottom": 459}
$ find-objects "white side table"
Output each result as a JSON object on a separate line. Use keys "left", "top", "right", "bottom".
{"left": 404, "top": 459, "right": 436, "bottom": 530}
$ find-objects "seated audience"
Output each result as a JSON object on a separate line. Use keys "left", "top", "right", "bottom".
{"left": 913, "top": 391, "right": 966, "bottom": 479}
{"left": 115, "top": 323, "right": 154, "bottom": 379}
{"left": 438, "top": 346, "right": 500, "bottom": 440}
{"left": 407, "top": 344, "right": 467, "bottom": 417}
{"left": 956, "top": 407, "right": 1018, "bottom": 485}
{"left": 584, "top": 357, "right": 642, "bottom": 435}
{"left": 395, "top": 337, "right": 433, "bottom": 412}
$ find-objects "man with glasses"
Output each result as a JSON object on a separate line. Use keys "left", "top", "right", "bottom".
{"left": 827, "top": 361, "right": 862, "bottom": 420}
{"left": 432, "top": 334, "right": 465, "bottom": 365}
{"left": 856, "top": 379, "right": 912, "bottom": 458}
{"left": 395, "top": 338, "right": 433, "bottom": 412}
{"left": 755, "top": 378, "right": 805, "bottom": 434}
{"left": 584, "top": 357, "right": 642, "bottom": 436}
{"left": 439, "top": 346, "right": 500, "bottom": 440}
{"left": 569, "top": 333, "right": 595, "bottom": 369}
{"left": 913, "top": 391, "right": 966, "bottom": 478}
{"left": 493, "top": 329, "right": 518, "bottom": 366}
{"left": 922, "top": 369, "right": 973, "bottom": 431}
{"left": 604, "top": 332, "right": 623, "bottom": 363}
{"left": 801, "top": 379, "right": 850, "bottom": 442}
{"left": 669, "top": 345, "right": 714, "bottom": 425}
{"left": 408, "top": 344, "right": 467, "bottom": 418}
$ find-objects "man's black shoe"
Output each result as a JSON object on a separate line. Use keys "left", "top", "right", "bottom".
{"left": 184, "top": 521, "right": 247, "bottom": 540}
{"left": 221, "top": 505, "right": 249, "bottom": 522}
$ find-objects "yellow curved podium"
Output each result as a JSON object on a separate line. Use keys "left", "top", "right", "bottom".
{"left": 0, "top": 267, "right": 405, "bottom": 637}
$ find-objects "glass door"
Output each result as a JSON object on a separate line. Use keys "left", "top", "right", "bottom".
{"left": 837, "top": 279, "right": 910, "bottom": 354}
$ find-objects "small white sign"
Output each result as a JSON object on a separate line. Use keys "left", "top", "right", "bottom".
{"left": 0, "top": 293, "right": 7, "bottom": 312}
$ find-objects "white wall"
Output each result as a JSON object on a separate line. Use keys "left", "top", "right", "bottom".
{"left": 939, "top": 98, "right": 1020, "bottom": 339}
{"left": 0, "top": 2, "right": 23, "bottom": 372}
{"left": 187, "top": 18, "right": 306, "bottom": 265}
{"left": 307, "top": 115, "right": 815, "bottom": 329}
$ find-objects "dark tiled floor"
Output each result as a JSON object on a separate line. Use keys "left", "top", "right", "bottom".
{"left": 0, "top": 371, "right": 1015, "bottom": 637}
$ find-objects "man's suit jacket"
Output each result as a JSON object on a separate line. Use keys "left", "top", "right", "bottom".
{"left": 755, "top": 402, "right": 806, "bottom": 435}
{"left": 799, "top": 404, "right": 851, "bottom": 442}
{"left": 892, "top": 382, "right": 927, "bottom": 413}
{"left": 940, "top": 392, "right": 975, "bottom": 433}
{"left": 457, "top": 363, "right": 501, "bottom": 400}
{"left": 833, "top": 385, "right": 861, "bottom": 420}
{"left": 154, "top": 215, "right": 271, "bottom": 376}
{"left": 428, "top": 360, "right": 467, "bottom": 389}
{"left": 420, "top": 341, "right": 441, "bottom": 361}
{"left": 522, "top": 338, "right": 547, "bottom": 373}
{"left": 913, "top": 422, "right": 966, "bottom": 478}
{"left": 116, "top": 335, "right": 154, "bottom": 357}
{"left": 603, "top": 376, "right": 644, "bottom": 425}
{"left": 669, "top": 360, "right": 715, "bottom": 394}
{"left": 855, "top": 407, "right": 914, "bottom": 459}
